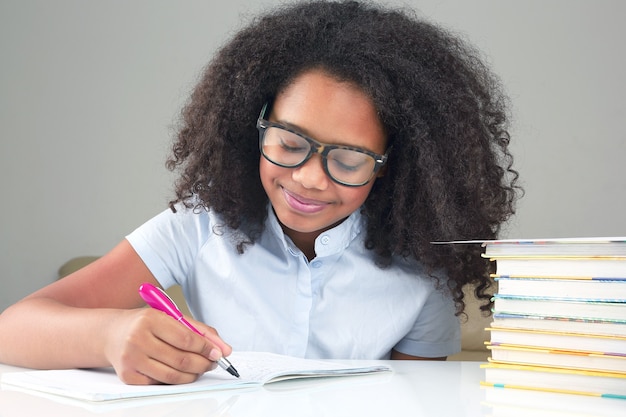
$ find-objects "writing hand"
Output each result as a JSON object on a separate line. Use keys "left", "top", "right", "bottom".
{"left": 103, "top": 308, "right": 230, "bottom": 385}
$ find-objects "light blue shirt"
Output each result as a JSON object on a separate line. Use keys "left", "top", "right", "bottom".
{"left": 126, "top": 205, "right": 460, "bottom": 359}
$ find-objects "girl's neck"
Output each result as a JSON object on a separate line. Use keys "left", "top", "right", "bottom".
{"left": 279, "top": 217, "right": 347, "bottom": 262}
{"left": 288, "top": 232, "right": 319, "bottom": 261}
{"left": 282, "top": 227, "right": 318, "bottom": 261}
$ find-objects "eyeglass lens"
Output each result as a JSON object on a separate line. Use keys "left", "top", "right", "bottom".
{"left": 261, "top": 126, "right": 376, "bottom": 186}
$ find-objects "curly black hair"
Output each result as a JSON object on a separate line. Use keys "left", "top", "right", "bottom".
{"left": 166, "top": 0, "right": 522, "bottom": 315}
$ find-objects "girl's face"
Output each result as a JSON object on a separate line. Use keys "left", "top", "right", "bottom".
{"left": 259, "top": 69, "right": 387, "bottom": 246}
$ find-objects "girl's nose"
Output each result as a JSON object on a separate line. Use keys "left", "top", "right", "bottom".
{"left": 291, "top": 155, "right": 330, "bottom": 190}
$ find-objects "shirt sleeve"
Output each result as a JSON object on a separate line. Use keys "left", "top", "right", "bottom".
{"left": 125, "top": 206, "right": 211, "bottom": 289}
{"left": 393, "top": 285, "right": 461, "bottom": 358}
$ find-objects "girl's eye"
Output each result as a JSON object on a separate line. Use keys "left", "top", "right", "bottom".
{"left": 279, "top": 135, "right": 308, "bottom": 153}
{"left": 329, "top": 150, "right": 369, "bottom": 172}
{"left": 330, "top": 158, "right": 363, "bottom": 172}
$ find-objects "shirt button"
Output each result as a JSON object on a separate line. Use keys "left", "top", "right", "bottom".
{"left": 320, "top": 235, "right": 330, "bottom": 245}
{"left": 312, "top": 261, "right": 322, "bottom": 268}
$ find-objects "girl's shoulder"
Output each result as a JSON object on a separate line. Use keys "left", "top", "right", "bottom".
{"left": 154, "top": 202, "right": 265, "bottom": 244}
{"left": 130, "top": 203, "right": 231, "bottom": 245}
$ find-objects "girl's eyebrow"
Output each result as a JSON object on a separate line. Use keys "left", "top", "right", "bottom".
{"left": 268, "top": 116, "right": 313, "bottom": 138}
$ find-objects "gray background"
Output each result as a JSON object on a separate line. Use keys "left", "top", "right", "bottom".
{"left": 1, "top": 0, "right": 625, "bottom": 311}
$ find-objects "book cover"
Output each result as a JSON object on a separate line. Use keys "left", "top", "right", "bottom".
{"left": 483, "top": 385, "right": 626, "bottom": 417}
{"left": 487, "top": 327, "right": 626, "bottom": 355}
{"left": 483, "top": 237, "right": 626, "bottom": 257}
{"left": 481, "top": 362, "right": 626, "bottom": 399}
{"left": 433, "top": 237, "right": 626, "bottom": 256}
{"left": 491, "top": 313, "right": 626, "bottom": 337}
{"left": 492, "top": 256, "right": 626, "bottom": 279}
{"left": 493, "top": 295, "right": 626, "bottom": 321}
{"left": 494, "top": 276, "right": 626, "bottom": 300}
{"left": 487, "top": 344, "right": 626, "bottom": 373}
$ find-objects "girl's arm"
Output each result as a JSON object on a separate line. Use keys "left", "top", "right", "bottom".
{"left": 0, "top": 240, "right": 231, "bottom": 384}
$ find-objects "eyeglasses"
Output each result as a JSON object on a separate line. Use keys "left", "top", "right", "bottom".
{"left": 256, "top": 103, "right": 389, "bottom": 187}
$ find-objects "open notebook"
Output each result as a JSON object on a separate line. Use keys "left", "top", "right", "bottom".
{"left": 0, "top": 351, "right": 392, "bottom": 402}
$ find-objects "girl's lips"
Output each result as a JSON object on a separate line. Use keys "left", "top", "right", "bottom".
{"left": 282, "top": 188, "right": 328, "bottom": 214}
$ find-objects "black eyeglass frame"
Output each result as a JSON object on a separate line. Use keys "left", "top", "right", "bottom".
{"left": 256, "top": 103, "right": 389, "bottom": 187}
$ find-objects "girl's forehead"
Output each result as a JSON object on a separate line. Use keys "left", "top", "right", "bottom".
{"left": 271, "top": 70, "right": 387, "bottom": 153}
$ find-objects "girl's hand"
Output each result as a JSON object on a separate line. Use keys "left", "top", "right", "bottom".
{"left": 0, "top": 240, "right": 233, "bottom": 384}
{"left": 104, "top": 308, "right": 231, "bottom": 385}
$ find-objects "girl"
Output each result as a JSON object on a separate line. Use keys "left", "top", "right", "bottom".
{"left": 0, "top": 0, "right": 520, "bottom": 385}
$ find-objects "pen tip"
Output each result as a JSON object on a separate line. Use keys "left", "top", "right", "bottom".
{"left": 231, "top": 367, "right": 240, "bottom": 378}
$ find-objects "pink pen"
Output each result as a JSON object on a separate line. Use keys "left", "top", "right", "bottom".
{"left": 138, "top": 282, "right": 240, "bottom": 378}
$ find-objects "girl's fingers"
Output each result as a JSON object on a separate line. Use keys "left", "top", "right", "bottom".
{"left": 109, "top": 309, "right": 219, "bottom": 384}
{"left": 118, "top": 354, "right": 216, "bottom": 385}
{"left": 187, "top": 318, "right": 233, "bottom": 357}
{"left": 147, "top": 313, "right": 220, "bottom": 369}
{"left": 136, "top": 354, "right": 217, "bottom": 385}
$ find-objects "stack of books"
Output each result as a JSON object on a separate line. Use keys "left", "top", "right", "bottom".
{"left": 478, "top": 237, "right": 626, "bottom": 401}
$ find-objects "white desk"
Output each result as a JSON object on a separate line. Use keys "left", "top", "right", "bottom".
{"left": 1, "top": 361, "right": 623, "bottom": 416}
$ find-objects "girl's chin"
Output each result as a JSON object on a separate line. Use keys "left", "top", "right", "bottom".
{"left": 276, "top": 210, "right": 346, "bottom": 236}
{"left": 275, "top": 213, "right": 323, "bottom": 234}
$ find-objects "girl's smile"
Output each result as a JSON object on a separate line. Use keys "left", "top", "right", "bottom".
{"left": 282, "top": 187, "right": 330, "bottom": 214}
